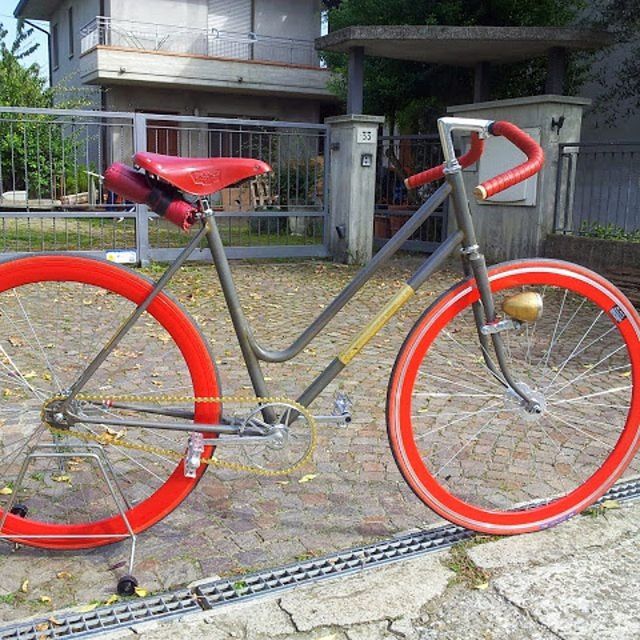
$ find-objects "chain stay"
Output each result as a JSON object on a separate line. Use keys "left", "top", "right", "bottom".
{"left": 44, "top": 394, "right": 317, "bottom": 477}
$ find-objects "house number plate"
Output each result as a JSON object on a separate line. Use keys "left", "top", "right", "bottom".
{"left": 356, "top": 127, "right": 377, "bottom": 144}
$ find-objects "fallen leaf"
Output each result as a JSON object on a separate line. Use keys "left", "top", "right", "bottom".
{"left": 56, "top": 571, "right": 73, "bottom": 580}
{"left": 51, "top": 474, "right": 71, "bottom": 483}
{"left": 474, "top": 582, "right": 489, "bottom": 590}
{"left": 8, "top": 337, "right": 24, "bottom": 347}
{"left": 39, "top": 595, "right": 52, "bottom": 604}
{"left": 35, "top": 623, "right": 49, "bottom": 632}
{"left": 298, "top": 474, "right": 317, "bottom": 484}
{"left": 134, "top": 587, "right": 148, "bottom": 597}
{"left": 601, "top": 499, "right": 620, "bottom": 510}
{"left": 48, "top": 617, "right": 63, "bottom": 626}
{"left": 23, "top": 371, "right": 38, "bottom": 380}
{"left": 0, "top": 487, "right": 13, "bottom": 495}
{"left": 105, "top": 594, "right": 120, "bottom": 605}
{"left": 20, "top": 579, "right": 29, "bottom": 593}
{"left": 76, "top": 602, "right": 98, "bottom": 613}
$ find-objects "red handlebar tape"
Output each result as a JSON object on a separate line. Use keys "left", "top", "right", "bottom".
{"left": 474, "top": 121, "right": 544, "bottom": 200}
{"left": 404, "top": 133, "right": 484, "bottom": 190}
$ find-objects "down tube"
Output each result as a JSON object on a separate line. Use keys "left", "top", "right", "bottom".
{"left": 296, "top": 229, "right": 464, "bottom": 409}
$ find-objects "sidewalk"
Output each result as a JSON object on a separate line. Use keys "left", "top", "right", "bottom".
{"left": 103, "top": 500, "right": 640, "bottom": 640}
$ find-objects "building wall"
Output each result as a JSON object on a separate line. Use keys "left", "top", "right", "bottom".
{"left": 579, "top": 42, "right": 640, "bottom": 142}
{"left": 49, "top": 0, "right": 101, "bottom": 106}
{"left": 105, "top": 85, "right": 321, "bottom": 122}
{"left": 109, "top": 0, "right": 208, "bottom": 29}
{"left": 254, "top": 0, "right": 321, "bottom": 41}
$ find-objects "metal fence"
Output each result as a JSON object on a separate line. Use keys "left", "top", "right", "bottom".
{"left": 374, "top": 134, "right": 447, "bottom": 252}
{"left": 554, "top": 142, "right": 640, "bottom": 236}
{"left": 0, "top": 107, "right": 329, "bottom": 262}
{"left": 80, "top": 17, "right": 319, "bottom": 67}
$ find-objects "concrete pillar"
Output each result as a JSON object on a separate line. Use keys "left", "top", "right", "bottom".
{"left": 347, "top": 46, "right": 365, "bottom": 115}
{"left": 448, "top": 95, "right": 590, "bottom": 263}
{"left": 546, "top": 47, "right": 568, "bottom": 94}
{"left": 325, "top": 114, "right": 385, "bottom": 264}
{"left": 474, "top": 62, "right": 491, "bottom": 102}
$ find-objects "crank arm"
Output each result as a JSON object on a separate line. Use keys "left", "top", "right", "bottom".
{"left": 64, "top": 411, "right": 238, "bottom": 435}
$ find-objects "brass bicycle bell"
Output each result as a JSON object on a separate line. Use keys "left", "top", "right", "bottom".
{"left": 502, "top": 291, "right": 543, "bottom": 323}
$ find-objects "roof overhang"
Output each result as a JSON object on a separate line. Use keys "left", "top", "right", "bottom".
{"left": 13, "top": 0, "right": 63, "bottom": 20}
{"left": 315, "top": 25, "right": 613, "bottom": 66}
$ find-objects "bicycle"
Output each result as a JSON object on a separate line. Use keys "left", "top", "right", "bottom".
{"left": 0, "top": 116, "right": 638, "bottom": 558}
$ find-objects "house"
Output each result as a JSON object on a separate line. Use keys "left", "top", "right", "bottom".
{"left": 13, "top": 0, "right": 337, "bottom": 127}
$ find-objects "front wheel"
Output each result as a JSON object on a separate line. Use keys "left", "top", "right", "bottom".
{"left": 0, "top": 255, "right": 221, "bottom": 548}
{"left": 387, "top": 259, "right": 640, "bottom": 534}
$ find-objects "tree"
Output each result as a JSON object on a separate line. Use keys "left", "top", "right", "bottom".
{"left": 0, "top": 20, "right": 51, "bottom": 108}
{"left": 0, "top": 21, "right": 91, "bottom": 198}
{"left": 589, "top": 0, "right": 640, "bottom": 121}
{"left": 321, "top": 0, "right": 585, "bottom": 132}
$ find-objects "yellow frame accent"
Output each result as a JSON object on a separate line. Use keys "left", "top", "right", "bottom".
{"left": 338, "top": 284, "right": 415, "bottom": 365}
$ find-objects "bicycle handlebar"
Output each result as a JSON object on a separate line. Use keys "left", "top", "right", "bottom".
{"left": 404, "top": 133, "right": 485, "bottom": 190}
{"left": 473, "top": 121, "right": 544, "bottom": 200}
{"left": 404, "top": 120, "right": 544, "bottom": 200}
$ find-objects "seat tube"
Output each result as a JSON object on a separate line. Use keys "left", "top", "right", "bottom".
{"left": 204, "top": 213, "right": 277, "bottom": 422}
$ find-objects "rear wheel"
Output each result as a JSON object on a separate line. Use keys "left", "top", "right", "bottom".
{"left": 0, "top": 255, "right": 220, "bottom": 548}
{"left": 388, "top": 259, "right": 640, "bottom": 534}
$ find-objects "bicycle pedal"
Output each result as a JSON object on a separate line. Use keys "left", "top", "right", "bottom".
{"left": 314, "top": 393, "right": 353, "bottom": 427}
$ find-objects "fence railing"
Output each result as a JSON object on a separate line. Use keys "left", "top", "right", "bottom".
{"left": 374, "top": 134, "right": 447, "bottom": 252}
{"left": 80, "top": 16, "right": 319, "bottom": 67}
{"left": 0, "top": 107, "right": 329, "bottom": 262}
{"left": 554, "top": 142, "right": 640, "bottom": 236}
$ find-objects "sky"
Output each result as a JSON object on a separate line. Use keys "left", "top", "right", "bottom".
{"left": 0, "top": 4, "right": 49, "bottom": 82}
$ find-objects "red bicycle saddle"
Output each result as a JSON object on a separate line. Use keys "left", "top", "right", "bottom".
{"left": 133, "top": 152, "right": 272, "bottom": 196}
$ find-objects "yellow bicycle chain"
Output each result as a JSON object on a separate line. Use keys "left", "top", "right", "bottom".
{"left": 43, "top": 394, "right": 318, "bottom": 477}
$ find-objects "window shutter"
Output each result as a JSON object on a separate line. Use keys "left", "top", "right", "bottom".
{"left": 208, "top": 0, "right": 253, "bottom": 59}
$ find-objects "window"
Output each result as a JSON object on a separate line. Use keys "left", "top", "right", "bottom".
{"left": 68, "top": 7, "right": 74, "bottom": 58}
{"left": 52, "top": 23, "right": 59, "bottom": 69}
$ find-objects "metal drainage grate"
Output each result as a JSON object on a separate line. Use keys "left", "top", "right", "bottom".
{"left": 0, "top": 589, "right": 199, "bottom": 640}
{"left": 2, "top": 476, "right": 640, "bottom": 640}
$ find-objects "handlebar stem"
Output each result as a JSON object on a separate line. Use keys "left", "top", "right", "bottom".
{"left": 436, "top": 117, "right": 493, "bottom": 169}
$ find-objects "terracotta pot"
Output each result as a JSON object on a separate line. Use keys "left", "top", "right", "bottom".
{"left": 374, "top": 215, "right": 391, "bottom": 238}
{"left": 389, "top": 214, "right": 407, "bottom": 236}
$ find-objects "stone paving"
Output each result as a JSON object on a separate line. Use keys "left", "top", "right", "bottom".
{"left": 0, "top": 255, "right": 637, "bottom": 623}
{"left": 0, "top": 256, "right": 453, "bottom": 621}
{"left": 103, "top": 500, "right": 640, "bottom": 640}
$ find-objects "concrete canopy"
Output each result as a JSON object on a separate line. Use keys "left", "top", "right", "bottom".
{"left": 315, "top": 25, "right": 613, "bottom": 66}
{"left": 315, "top": 25, "right": 613, "bottom": 113}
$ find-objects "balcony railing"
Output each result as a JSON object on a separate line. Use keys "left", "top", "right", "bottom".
{"left": 80, "top": 16, "right": 320, "bottom": 67}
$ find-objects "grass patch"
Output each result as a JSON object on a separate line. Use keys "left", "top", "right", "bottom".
{"left": 445, "top": 538, "right": 496, "bottom": 589}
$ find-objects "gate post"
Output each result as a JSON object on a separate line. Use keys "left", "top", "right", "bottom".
{"left": 133, "top": 113, "right": 151, "bottom": 266}
{"left": 449, "top": 95, "right": 590, "bottom": 262}
{"left": 325, "top": 114, "right": 384, "bottom": 264}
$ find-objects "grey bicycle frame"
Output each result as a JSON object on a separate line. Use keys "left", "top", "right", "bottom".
{"left": 65, "top": 116, "right": 535, "bottom": 432}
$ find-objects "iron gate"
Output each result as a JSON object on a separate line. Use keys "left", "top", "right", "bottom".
{"left": 554, "top": 141, "right": 640, "bottom": 236}
{"left": 374, "top": 134, "right": 447, "bottom": 253}
{"left": 0, "top": 107, "right": 329, "bottom": 263}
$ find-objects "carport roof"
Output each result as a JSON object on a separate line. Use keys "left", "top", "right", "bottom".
{"left": 315, "top": 25, "right": 613, "bottom": 66}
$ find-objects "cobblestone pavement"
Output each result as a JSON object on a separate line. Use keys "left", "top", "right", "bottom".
{"left": 0, "top": 256, "right": 455, "bottom": 620}
{"left": 0, "top": 255, "right": 637, "bottom": 622}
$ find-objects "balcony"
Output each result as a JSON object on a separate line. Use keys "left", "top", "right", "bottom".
{"left": 79, "top": 17, "right": 333, "bottom": 100}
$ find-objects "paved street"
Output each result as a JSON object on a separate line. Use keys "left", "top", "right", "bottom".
{"left": 0, "top": 256, "right": 457, "bottom": 620}
{"left": 0, "top": 254, "right": 638, "bottom": 625}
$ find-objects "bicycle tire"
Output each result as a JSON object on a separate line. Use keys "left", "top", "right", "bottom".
{"left": 0, "top": 254, "right": 220, "bottom": 548}
{"left": 388, "top": 259, "right": 640, "bottom": 534}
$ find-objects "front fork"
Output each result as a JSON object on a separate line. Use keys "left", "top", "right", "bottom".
{"left": 446, "top": 169, "right": 542, "bottom": 414}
